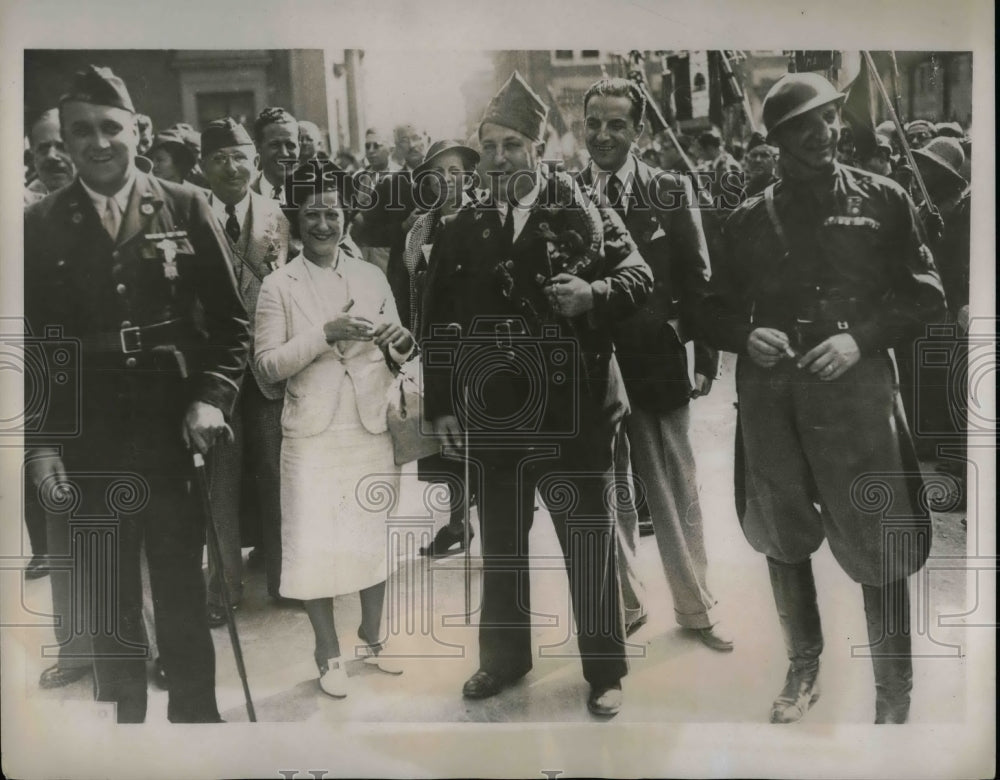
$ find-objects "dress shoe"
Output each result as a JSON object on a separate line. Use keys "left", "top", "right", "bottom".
{"left": 39, "top": 663, "right": 90, "bottom": 689}
{"left": 358, "top": 642, "right": 404, "bottom": 675}
{"left": 152, "top": 657, "right": 169, "bottom": 690}
{"left": 25, "top": 554, "right": 50, "bottom": 580}
{"left": 587, "top": 682, "right": 623, "bottom": 717}
{"left": 420, "top": 525, "right": 473, "bottom": 558}
{"left": 690, "top": 624, "right": 734, "bottom": 652}
{"left": 317, "top": 657, "right": 348, "bottom": 698}
{"left": 206, "top": 603, "right": 236, "bottom": 628}
{"left": 625, "top": 613, "right": 648, "bottom": 638}
{"left": 770, "top": 661, "right": 821, "bottom": 723}
{"left": 461, "top": 669, "right": 520, "bottom": 700}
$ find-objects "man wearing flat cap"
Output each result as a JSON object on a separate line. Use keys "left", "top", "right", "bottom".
{"left": 199, "top": 117, "right": 290, "bottom": 624}
{"left": 421, "top": 71, "right": 653, "bottom": 717}
{"left": 702, "top": 71, "right": 946, "bottom": 724}
{"left": 24, "top": 65, "right": 250, "bottom": 723}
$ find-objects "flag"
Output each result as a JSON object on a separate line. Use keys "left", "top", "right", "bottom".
{"left": 842, "top": 53, "right": 879, "bottom": 160}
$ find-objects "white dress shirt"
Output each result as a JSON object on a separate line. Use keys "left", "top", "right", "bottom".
{"left": 495, "top": 170, "right": 541, "bottom": 242}
{"left": 209, "top": 191, "right": 251, "bottom": 233}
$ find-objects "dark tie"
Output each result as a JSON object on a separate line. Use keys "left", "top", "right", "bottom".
{"left": 501, "top": 207, "right": 515, "bottom": 247}
{"left": 224, "top": 203, "right": 241, "bottom": 243}
{"left": 606, "top": 176, "right": 627, "bottom": 219}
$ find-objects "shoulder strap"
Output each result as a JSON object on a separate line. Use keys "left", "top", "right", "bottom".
{"left": 763, "top": 182, "right": 790, "bottom": 253}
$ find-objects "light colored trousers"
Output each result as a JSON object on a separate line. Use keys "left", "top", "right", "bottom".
{"left": 617, "top": 405, "right": 717, "bottom": 629}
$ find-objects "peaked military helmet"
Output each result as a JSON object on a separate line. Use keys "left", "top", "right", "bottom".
{"left": 762, "top": 72, "right": 845, "bottom": 141}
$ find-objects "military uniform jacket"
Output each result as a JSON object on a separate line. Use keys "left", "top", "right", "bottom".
{"left": 703, "top": 164, "right": 946, "bottom": 356}
{"left": 579, "top": 156, "right": 718, "bottom": 412}
{"left": 420, "top": 169, "right": 653, "bottom": 440}
{"left": 24, "top": 171, "right": 250, "bottom": 457}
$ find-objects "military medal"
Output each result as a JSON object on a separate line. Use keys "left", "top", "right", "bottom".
{"left": 146, "top": 229, "right": 188, "bottom": 281}
{"left": 157, "top": 238, "right": 179, "bottom": 279}
{"left": 846, "top": 196, "right": 863, "bottom": 217}
{"left": 140, "top": 192, "right": 156, "bottom": 216}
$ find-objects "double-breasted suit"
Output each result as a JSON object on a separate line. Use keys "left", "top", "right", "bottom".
{"left": 204, "top": 189, "right": 289, "bottom": 605}
{"left": 24, "top": 170, "right": 250, "bottom": 722}
{"left": 421, "top": 168, "right": 652, "bottom": 688}
{"left": 579, "top": 155, "right": 723, "bottom": 631}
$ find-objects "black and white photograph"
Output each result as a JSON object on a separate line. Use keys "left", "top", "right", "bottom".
{"left": 0, "top": 1, "right": 994, "bottom": 778}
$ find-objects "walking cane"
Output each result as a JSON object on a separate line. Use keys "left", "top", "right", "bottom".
{"left": 462, "top": 385, "right": 472, "bottom": 625}
{"left": 192, "top": 451, "right": 257, "bottom": 722}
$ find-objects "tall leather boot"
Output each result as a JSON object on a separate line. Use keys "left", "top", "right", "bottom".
{"left": 862, "top": 579, "right": 912, "bottom": 724}
{"left": 767, "top": 557, "right": 824, "bottom": 724}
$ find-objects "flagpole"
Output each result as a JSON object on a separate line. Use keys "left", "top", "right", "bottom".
{"left": 861, "top": 50, "right": 936, "bottom": 215}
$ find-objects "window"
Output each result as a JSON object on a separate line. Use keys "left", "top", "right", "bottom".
{"left": 550, "top": 50, "right": 608, "bottom": 66}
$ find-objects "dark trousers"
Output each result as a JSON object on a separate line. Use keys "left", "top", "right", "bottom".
{"left": 52, "top": 468, "right": 220, "bottom": 723}
{"left": 207, "top": 375, "right": 283, "bottom": 603}
{"left": 474, "top": 426, "right": 629, "bottom": 688}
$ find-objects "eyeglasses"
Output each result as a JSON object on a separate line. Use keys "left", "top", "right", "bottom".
{"left": 365, "top": 142, "right": 383, "bottom": 150}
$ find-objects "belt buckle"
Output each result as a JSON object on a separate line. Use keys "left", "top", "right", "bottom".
{"left": 120, "top": 326, "right": 142, "bottom": 354}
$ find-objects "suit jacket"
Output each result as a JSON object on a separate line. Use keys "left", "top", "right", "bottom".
{"left": 24, "top": 171, "right": 250, "bottom": 458}
{"left": 421, "top": 168, "right": 653, "bottom": 438}
{"left": 579, "top": 156, "right": 719, "bottom": 412}
{"left": 254, "top": 251, "right": 406, "bottom": 438}
{"left": 211, "top": 189, "right": 290, "bottom": 399}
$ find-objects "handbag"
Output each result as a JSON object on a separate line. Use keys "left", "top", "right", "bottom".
{"left": 386, "top": 356, "right": 441, "bottom": 466}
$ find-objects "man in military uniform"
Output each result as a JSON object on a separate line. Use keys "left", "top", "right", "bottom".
{"left": 24, "top": 66, "right": 249, "bottom": 723}
{"left": 199, "top": 118, "right": 290, "bottom": 624}
{"left": 702, "top": 72, "right": 946, "bottom": 724}
{"left": 741, "top": 131, "right": 779, "bottom": 199}
{"left": 421, "top": 72, "right": 652, "bottom": 717}
{"left": 578, "top": 77, "right": 732, "bottom": 652}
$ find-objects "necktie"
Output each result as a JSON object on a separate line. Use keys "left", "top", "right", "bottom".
{"left": 272, "top": 183, "right": 283, "bottom": 202}
{"left": 500, "top": 207, "right": 515, "bottom": 246}
{"left": 102, "top": 196, "right": 121, "bottom": 241}
{"left": 224, "top": 203, "right": 241, "bottom": 243}
{"left": 606, "top": 176, "right": 627, "bottom": 219}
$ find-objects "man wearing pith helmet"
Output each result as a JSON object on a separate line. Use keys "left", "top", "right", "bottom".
{"left": 701, "top": 71, "right": 946, "bottom": 724}
{"left": 421, "top": 71, "right": 652, "bottom": 717}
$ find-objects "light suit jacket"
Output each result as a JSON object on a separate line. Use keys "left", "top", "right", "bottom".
{"left": 210, "top": 189, "right": 290, "bottom": 399}
{"left": 254, "top": 251, "right": 409, "bottom": 438}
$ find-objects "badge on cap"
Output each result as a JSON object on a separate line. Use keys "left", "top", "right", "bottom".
{"left": 846, "top": 196, "right": 863, "bottom": 217}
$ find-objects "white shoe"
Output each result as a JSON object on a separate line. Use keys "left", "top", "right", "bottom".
{"left": 318, "top": 658, "right": 348, "bottom": 698}
{"left": 359, "top": 643, "right": 404, "bottom": 675}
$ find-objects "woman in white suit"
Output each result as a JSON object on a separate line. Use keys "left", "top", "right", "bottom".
{"left": 254, "top": 160, "right": 414, "bottom": 698}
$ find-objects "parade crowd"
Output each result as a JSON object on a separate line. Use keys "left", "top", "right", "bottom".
{"left": 22, "top": 61, "right": 970, "bottom": 724}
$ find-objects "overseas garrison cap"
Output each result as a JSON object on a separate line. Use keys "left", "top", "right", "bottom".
{"left": 201, "top": 118, "right": 254, "bottom": 156}
{"left": 480, "top": 71, "right": 548, "bottom": 143}
{"left": 60, "top": 65, "right": 135, "bottom": 113}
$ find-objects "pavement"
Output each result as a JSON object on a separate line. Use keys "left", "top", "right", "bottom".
{"left": 11, "top": 354, "right": 973, "bottom": 726}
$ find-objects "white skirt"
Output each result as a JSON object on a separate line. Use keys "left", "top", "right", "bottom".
{"left": 279, "top": 379, "right": 399, "bottom": 600}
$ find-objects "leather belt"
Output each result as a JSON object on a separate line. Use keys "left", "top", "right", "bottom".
{"left": 82, "top": 319, "right": 188, "bottom": 354}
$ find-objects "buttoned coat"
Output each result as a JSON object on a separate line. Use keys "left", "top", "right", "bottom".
{"left": 254, "top": 251, "right": 403, "bottom": 438}
{"left": 211, "top": 189, "right": 290, "bottom": 399}
{"left": 579, "top": 156, "right": 718, "bottom": 412}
